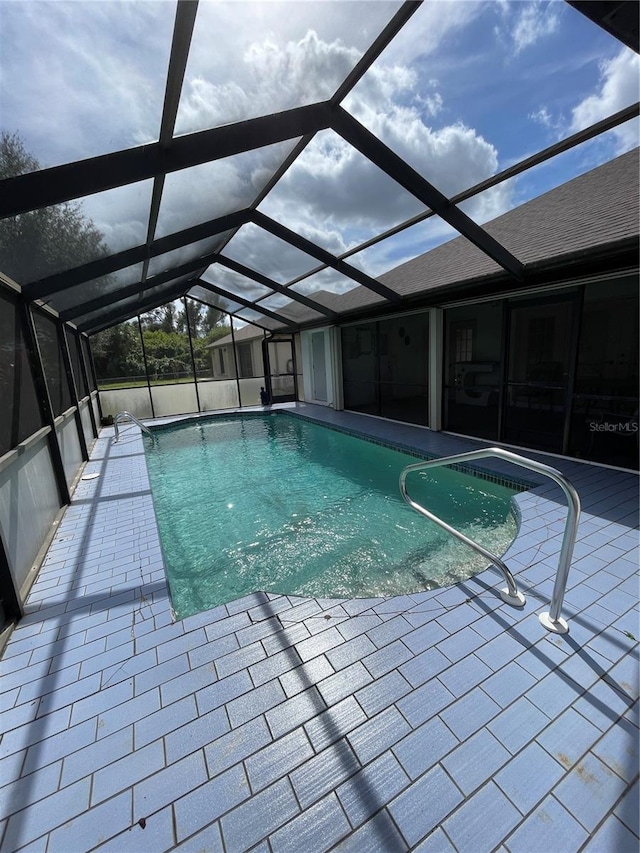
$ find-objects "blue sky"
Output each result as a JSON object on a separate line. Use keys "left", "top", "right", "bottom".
{"left": 1, "top": 0, "right": 638, "bottom": 303}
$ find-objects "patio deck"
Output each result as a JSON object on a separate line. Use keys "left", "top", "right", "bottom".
{"left": 0, "top": 403, "right": 637, "bottom": 852}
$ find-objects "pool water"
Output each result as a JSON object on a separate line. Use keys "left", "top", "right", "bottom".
{"left": 144, "top": 414, "right": 520, "bottom": 619}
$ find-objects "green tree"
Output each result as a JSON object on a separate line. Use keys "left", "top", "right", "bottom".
{"left": 177, "top": 300, "right": 226, "bottom": 339}
{"left": 141, "top": 303, "right": 178, "bottom": 334}
{"left": 90, "top": 322, "right": 145, "bottom": 383}
{"left": 142, "top": 329, "right": 191, "bottom": 380}
{"left": 0, "top": 132, "right": 110, "bottom": 285}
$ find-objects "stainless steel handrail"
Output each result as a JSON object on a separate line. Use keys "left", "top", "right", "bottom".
{"left": 113, "top": 411, "right": 154, "bottom": 443}
{"left": 399, "top": 447, "right": 581, "bottom": 634}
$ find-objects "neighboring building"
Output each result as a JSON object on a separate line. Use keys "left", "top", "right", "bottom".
{"left": 207, "top": 324, "right": 297, "bottom": 401}
{"left": 207, "top": 324, "right": 264, "bottom": 381}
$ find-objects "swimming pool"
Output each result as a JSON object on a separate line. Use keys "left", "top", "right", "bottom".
{"left": 144, "top": 413, "right": 520, "bottom": 619}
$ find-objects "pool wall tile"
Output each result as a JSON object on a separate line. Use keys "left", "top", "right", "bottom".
{"left": 554, "top": 752, "right": 628, "bottom": 832}
{"left": 204, "top": 714, "right": 273, "bottom": 777}
{"left": 134, "top": 694, "right": 198, "bottom": 749}
{"left": 245, "top": 727, "right": 314, "bottom": 793}
{"left": 347, "top": 705, "right": 411, "bottom": 764}
{"left": 442, "top": 782, "right": 521, "bottom": 852}
{"left": 317, "top": 660, "right": 373, "bottom": 705}
{"left": 289, "top": 739, "right": 361, "bottom": 809}
{"left": 164, "top": 706, "right": 229, "bottom": 764}
{"left": 332, "top": 810, "right": 408, "bottom": 853}
{"left": 442, "top": 728, "right": 511, "bottom": 795}
{"left": 219, "top": 778, "right": 299, "bottom": 852}
{"left": 504, "top": 795, "right": 589, "bottom": 852}
{"left": 265, "top": 685, "right": 326, "bottom": 739}
{"left": 393, "top": 715, "right": 459, "bottom": 780}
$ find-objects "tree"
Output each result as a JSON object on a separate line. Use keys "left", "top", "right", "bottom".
{"left": 90, "top": 322, "right": 145, "bottom": 383}
{"left": 176, "top": 300, "right": 225, "bottom": 338}
{"left": 0, "top": 132, "right": 110, "bottom": 286}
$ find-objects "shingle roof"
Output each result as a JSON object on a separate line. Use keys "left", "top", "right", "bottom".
{"left": 301, "top": 147, "right": 640, "bottom": 319}
{"left": 206, "top": 323, "right": 264, "bottom": 348}
{"left": 207, "top": 148, "right": 638, "bottom": 336}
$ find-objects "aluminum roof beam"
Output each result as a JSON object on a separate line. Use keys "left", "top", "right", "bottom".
{"left": 330, "top": 2, "right": 421, "bottom": 106}
{"left": 214, "top": 256, "right": 338, "bottom": 320}
{"left": 0, "top": 102, "right": 334, "bottom": 219}
{"left": 191, "top": 279, "right": 297, "bottom": 328}
{"left": 331, "top": 106, "right": 526, "bottom": 282}
{"left": 251, "top": 211, "right": 402, "bottom": 304}
{"left": 77, "top": 282, "right": 191, "bottom": 333}
{"left": 294, "top": 102, "right": 640, "bottom": 276}
{"left": 25, "top": 102, "right": 638, "bottom": 304}
{"left": 25, "top": 210, "right": 250, "bottom": 300}
{"left": 60, "top": 245, "right": 337, "bottom": 324}
{"left": 187, "top": 293, "right": 270, "bottom": 332}
{"left": 59, "top": 248, "right": 233, "bottom": 321}
{"left": 143, "top": 0, "right": 200, "bottom": 283}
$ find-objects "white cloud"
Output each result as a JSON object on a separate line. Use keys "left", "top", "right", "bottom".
{"left": 0, "top": 1, "right": 175, "bottom": 167}
{"left": 249, "top": 17, "right": 517, "bottom": 292}
{"left": 511, "top": 1, "right": 560, "bottom": 54}
{"left": 154, "top": 141, "right": 295, "bottom": 239}
{"left": 570, "top": 48, "right": 640, "bottom": 151}
{"left": 380, "top": 0, "right": 483, "bottom": 67}
{"left": 222, "top": 223, "right": 320, "bottom": 284}
{"left": 176, "top": 30, "right": 360, "bottom": 135}
{"left": 529, "top": 106, "right": 555, "bottom": 128}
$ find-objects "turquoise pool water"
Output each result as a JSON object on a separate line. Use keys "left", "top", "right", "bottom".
{"left": 144, "top": 414, "right": 519, "bottom": 619}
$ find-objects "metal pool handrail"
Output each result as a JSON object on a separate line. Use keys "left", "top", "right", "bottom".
{"left": 399, "top": 447, "right": 581, "bottom": 634}
{"left": 113, "top": 411, "right": 154, "bottom": 443}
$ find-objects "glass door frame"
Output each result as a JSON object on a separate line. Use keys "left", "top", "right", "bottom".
{"left": 262, "top": 335, "right": 297, "bottom": 403}
{"left": 501, "top": 289, "right": 582, "bottom": 455}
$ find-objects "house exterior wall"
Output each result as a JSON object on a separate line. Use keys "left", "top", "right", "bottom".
{"left": 334, "top": 270, "right": 638, "bottom": 469}
{"left": 210, "top": 339, "right": 265, "bottom": 380}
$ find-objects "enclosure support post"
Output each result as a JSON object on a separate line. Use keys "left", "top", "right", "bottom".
{"left": 19, "top": 300, "right": 71, "bottom": 505}
{"left": 138, "top": 315, "right": 155, "bottom": 418}
{"left": 60, "top": 324, "right": 89, "bottom": 462}
{"left": 86, "top": 336, "right": 104, "bottom": 424}
{"left": 184, "top": 297, "right": 201, "bottom": 413}
{"left": 0, "top": 522, "right": 23, "bottom": 625}
{"left": 230, "top": 318, "right": 242, "bottom": 408}
{"left": 77, "top": 332, "right": 98, "bottom": 438}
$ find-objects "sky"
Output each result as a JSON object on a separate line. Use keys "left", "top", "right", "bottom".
{"left": 1, "top": 0, "right": 638, "bottom": 316}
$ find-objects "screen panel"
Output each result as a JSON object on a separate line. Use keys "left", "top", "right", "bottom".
{"left": 33, "top": 309, "right": 73, "bottom": 416}
{"left": 0, "top": 290, "right": 44, "bottom": 456}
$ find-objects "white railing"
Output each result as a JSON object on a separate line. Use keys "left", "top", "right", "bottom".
{"left": 113, "top": 411, "right": 154, "bottom": 444}
{"left": 400, "top": 447, "right": 581, "bottom": 634}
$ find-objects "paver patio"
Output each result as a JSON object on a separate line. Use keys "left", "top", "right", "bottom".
{"left": 0, "top": 403, "right": 637, "bottom": 852}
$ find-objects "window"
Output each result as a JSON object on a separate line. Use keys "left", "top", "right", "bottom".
{"left": 455, "top": 327, "right": 473, "bottom": 363}
{"left": 237, "top": 343, "right": 253, "bottom": 378}
{"left": 218, "top": 348, "right": 225, "bottom": 375}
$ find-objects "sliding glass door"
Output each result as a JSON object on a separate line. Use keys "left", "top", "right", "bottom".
{"left": 503, "top": 295, "right": 578, "bottom": 453}
{"left": 342, "top": 314, "right": 430, "bottom": 426}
